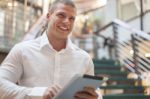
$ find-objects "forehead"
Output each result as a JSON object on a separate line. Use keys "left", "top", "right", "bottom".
{"left": 53, "top": 3, "right": 77, "bottom": 16}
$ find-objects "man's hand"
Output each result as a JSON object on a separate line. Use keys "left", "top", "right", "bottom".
{"left": 43, "top": 84, "right": 61, "bottom": 99}
{"left": 74, "top": 86, "right": 98, "bottom": 99}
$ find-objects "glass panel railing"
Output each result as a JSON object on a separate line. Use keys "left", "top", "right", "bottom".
{"left": 0, "top": 0, "right": 42, "bottom": 52}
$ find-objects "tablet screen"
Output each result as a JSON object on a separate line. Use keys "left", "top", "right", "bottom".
{"left": 54, "top": 74, "right": 105, "bottom": 99}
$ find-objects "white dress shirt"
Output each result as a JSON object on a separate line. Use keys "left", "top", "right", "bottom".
{"left": 0, "top": 33, "right": 94, "bottom": 99}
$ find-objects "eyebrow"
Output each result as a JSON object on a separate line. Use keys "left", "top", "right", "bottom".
{"left": 57, "top": 11, "right": 76, "bottom": 19}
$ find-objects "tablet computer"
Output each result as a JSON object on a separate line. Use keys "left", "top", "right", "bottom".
{"left": 54, "top": 74, "right": 106, "bottom": 99}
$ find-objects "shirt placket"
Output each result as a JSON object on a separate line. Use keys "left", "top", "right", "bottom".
{"left": 54, "top": 52, "right": 60, "bottom": 84}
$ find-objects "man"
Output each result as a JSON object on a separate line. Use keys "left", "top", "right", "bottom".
{"left": 0, "top": 0, "right": 101, "bottom": 99}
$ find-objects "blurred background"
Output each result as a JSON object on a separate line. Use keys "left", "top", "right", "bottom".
{"left": 0, "top": 0, "right": 150, "bottom": 98}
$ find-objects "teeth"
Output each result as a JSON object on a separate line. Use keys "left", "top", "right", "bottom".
{"left": 59, "top": 26, "right": 68, "bottom": 31}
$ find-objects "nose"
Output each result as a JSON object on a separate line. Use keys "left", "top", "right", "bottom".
{"left": 63, "top": 18, "right": 71, "bottom": 24}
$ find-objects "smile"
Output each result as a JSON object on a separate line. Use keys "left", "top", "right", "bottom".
{"left": 58, "top": 26, "right": 69, "bottom": 31}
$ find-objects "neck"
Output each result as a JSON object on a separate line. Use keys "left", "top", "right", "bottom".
{"left": 48, "top": 35, "right": 67, "bottom": 52}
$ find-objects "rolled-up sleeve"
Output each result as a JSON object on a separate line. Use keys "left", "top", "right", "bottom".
{"left": 0, "top": 44, "right": 31, "bottom": 99}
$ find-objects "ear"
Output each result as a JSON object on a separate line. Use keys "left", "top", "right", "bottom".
{"left": 47, "top": 13, "right": 50, "bottom": 19}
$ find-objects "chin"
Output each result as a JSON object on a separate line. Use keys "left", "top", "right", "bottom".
{"left": 61, "top": 32, "right": 70, "bottom": 37}
{"left": 61, "top": 36, "right": 68, "bottom": 39}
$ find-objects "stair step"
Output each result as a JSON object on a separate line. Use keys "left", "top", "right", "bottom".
{"left": 103, "top": 94, "right": 150, "bottom": 99}
{"left": 93, "top": 59, "right": 118, "bottom": 67}
{"left": 94, "top": 63, "right": 117, "bottom": 67}
{"left": 100, "top": 85, "right": 146, "bottom": 94}
{"left": 100, "top": 85, "right": 145, "bottom": 89}
{"left": 107, "top": 78, "right": 141, "bottom": 85}
{"left": 95, "top": 66, "right": 121, "bottom": 70}
{"left": 93, "top": 59, "right": 115, "bottom": 64}
{"left": 95, "top": 70, "right": 128, "bottom": 75}
{"left": 108, "top": 77, "right": 139, "bottom": 81}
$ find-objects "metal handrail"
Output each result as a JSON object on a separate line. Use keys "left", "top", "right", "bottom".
{"left": 138, "top": 59, "right": 150, "bottom": 70}
{"left": 111, "top": 19, "right": 150, "bottom": 76}
{"left": 119, "top": 44, "right": 150, "bottom": 71}
{"left": 89, "top": 18, "right": 150, "bottom": 76}
{"left": 74, "top": 19, "right": 150, "bottom": 76}
{"left": 118, "top": 40, "right": 150, "bottom": 68}
{"left": 23, "top": 15, "right": 47, "bottom": 41}
{"left": 138, "top": 54, "right": 150, "bottom": 65}
{"left": 113, "top": 19, "right": 150, "bottom": 40}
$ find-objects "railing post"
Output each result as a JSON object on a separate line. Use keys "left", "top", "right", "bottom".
{"left": 112, "top": 23, "right": 119, "bottom": 61}
{"left": 92, "top": 35, "right": 100, "bottom": 59}
{"left": 140, "top": 0, "right": 144, "bottom": 31}
{"left": 131, "top": 34, "right": 140, "bottom": 74}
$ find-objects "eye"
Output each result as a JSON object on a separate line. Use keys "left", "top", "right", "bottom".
{"left": 69, "top": 17, "right": 75, "bottom": 22}
{"left": 57, "top": 13, "right": 65, "bottom": 18}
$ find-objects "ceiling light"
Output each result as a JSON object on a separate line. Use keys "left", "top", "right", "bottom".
{"left": 7, "top": 2, "right": 18, "bottom": 7}
{"left": 97, "top": 0, "right": 107, "bottom": 7}
{"left": 145, "top": 53, "right": 150, "bottom": 58}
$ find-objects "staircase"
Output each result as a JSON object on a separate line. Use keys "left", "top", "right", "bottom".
{"left": 93, "top": 59, "right": 150, "bottom": 99}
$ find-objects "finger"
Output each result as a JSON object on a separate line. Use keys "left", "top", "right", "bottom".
{"left": 49, "top": 90, "right": 54, "bottom": 98}
{"left": 49, "top": 84, "right": 62, "bottom": 98}
{"left": 74, "top": 95, "right": 84, "bottom": 99}
{"left": 83, "top": 86, "right": 98, "bottom": 96}
{"left": 51, "top": 86, "right": 59, "bottom": 95}
{"left": 74, "top": 91, "right": 97, "bottom": 99}
{"left": 83, "top": 86, "right": 95, "bottom": 91}
{"left": 54, "top": 84, "right": 62, "bottom": 90}
{"left": 43, "top": 91, "right": 52, "bottom": 99}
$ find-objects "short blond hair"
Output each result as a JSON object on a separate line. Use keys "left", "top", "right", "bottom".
{"left": 49, "top": 0, "right": 76, "bottom": 12}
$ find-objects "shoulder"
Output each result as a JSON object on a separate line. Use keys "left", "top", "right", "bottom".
{"left": 72, "top": 44, "right": 91, "bottom": 59}
{"left": 12, "top": 37, "right": 41, "bottom": 52}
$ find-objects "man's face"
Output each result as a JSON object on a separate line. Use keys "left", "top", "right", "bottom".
{"left": 47, "top": 3, "right": 76, "bottom": 40}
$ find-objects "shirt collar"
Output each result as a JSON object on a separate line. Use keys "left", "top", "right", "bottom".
{"left": 40, "top": 33, "right": 53, "bottom": 50}
{"left": 66, "top": 37, "right": 75, "bottom": 51}
{"left": 40, "top": 33, "right": 75, "bottom": 51}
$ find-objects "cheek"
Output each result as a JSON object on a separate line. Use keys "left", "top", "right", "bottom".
{"left": 48, "top": 22, "right": 54, "bottom": 30}
{"left": 70, "top": 23, "right": 74, "bottom": 29}
{"left": 53, "top": 19, "right": 61, "bottom": 26}
{"left": 50, "top": 19, "right": 58, "bottom": 27}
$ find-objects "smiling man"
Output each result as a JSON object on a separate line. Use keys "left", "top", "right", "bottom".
{"left": 0, "top": 0, "right": 101, "bottom": 99}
